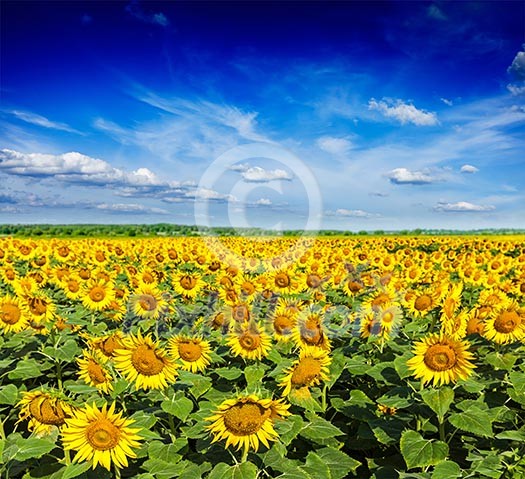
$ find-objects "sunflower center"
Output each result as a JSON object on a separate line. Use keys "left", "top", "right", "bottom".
{"left": 178, "top": 341, "right": 203, "bottom": 362}
{"left": 306, "top": 274, "right": 321, "bottom": 288}
{"left": 88, "top": 360, "right": 107, "bottom": 384}
{"left": 520, "top": 283, "right": 525, "bottom": 294}
{"left": 301, "top": 318, "right": 322, "bottom": 345}
{"left": 86, "top": 418, "right": 120, "bottom": 450}
{"left": 347, "top": 281, "right": 362, "bottom": 293}
{"left": 415, "top": 295, "right": 432, "bottom": 311}
{"left": 67, "top": 280, "right": 80, "bottom": 293}
{"left": 1, "top": 303, "right": 21, "bottom": 324}
{"left": 275, "top": 273, "right": 290, "bottom": 288}
{"left": 180, "top": 276, "right": 197, "bottom": 290}
{"left": 223, "top": 402, "right": 270, "bottom": 436}
{"left": 242, "top": 282, "right": 256, "bottom": 295}
{"left": 382, "top": 312, "right": 394, "bottom": 324}
{"left": 238, "top": 332, "right": 261, "bottom": 351}
{"left": 424, "top": 344, "right": 457, "bottom": 371}
{"left": 138, "top": 295, "right": 158, "bottom": 311}
{"left": 494, "top": 311, "right": 521, "bottom": 334}
{"left": 29, "top": 398, "right": 66, "bottom": 425}
{"left": 131, "top": 344, "right": 165, "bottom": 376}
{"left": 29, "top": 298, "right": 47, "bottom": 316}
{"left": 100, "top": 336, "right": 120, "bottom": 357}
{"left": 89, "top": 286, "right": 106, "bottom": 303}
{"left": 274, "top": 314, "right": 293, "bottom": 334}
{"left": 232, "top": 305, "right": 249, "bottom": 322}
{"left": 291, "top": 357, "right": 322, "bottom": 386}
{"left": 372, "top": 293, "right": 390, "bottom": 308}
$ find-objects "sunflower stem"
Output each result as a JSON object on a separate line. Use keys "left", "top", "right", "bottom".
{"left": 241, "top": 448, "right": 249, "bottom": 463}
{"left": 56, "top": 361, "right": 63, "bottom": 391}
{"left": 428, "top": 312, "right": 437, "bottom": 333}
{"left": 167, "top": 413, "right": 177, "bottom": 439}
{"left": 321, "top": 383, "right": 328, "bottom": 412}
{"left": 114, "top": 465, "right": 121, "bottom": 479}
{"left": 64, "top": 448, "right": 71, "bottom": 465}
{"left": 438, "top": 416, "right": 446, "bottom": 442}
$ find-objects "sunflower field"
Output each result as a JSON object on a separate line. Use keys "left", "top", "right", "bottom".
{"left": 1, "top": 235, "right": 525, "bottom": 479}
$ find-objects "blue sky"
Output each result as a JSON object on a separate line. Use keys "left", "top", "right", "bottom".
{"left": 1, "top": 1, "right": 524, "bottom": 230}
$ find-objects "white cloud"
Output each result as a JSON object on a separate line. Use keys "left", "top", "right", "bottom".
{"left": 185, "top": 188, "right": 237, "bottom": 202}
{"left": 440, "top": 98, "right": 453, "bottom": 106}
{"left": 125, "top": 1, "right": 169, "bottom": 27}
{"left": 427, "top": 4, "right": 447, "bottom": 21}
{"left": 7, "top": 110, "right": 82, "bottom": 134}
{"left": 368, "top": 98, "right": 439, "bottom": 126}
{"left": 508, "top": 48, "right": 525, "bottom": 81}
{"left": 95, "top": 203, "right": 170, "bottom": 214}
{"left": 325, "top": 208, "right": 377, "bottom": 218}
{"left": 241, "top": 166, "right": 292, "bottom": 182}
{"left": 316, "top": 136, "right": 353, "bottom": 155}
{"left": 460, "top": 164, "right": 479, "bottom": 174}
{"left": 507, "top": 83, "right": 525, "bottom": 96}
{"left": 434, "top": 201, "right": 495, "bottom": 212}
{"left": 0, "top": 149, "right": 172, "bottom": 187}
{"left": 386, "top": 167, "right": 439, "bottom": 184}
{"left": 254, "top": 198, "right": 272, "bottom": 206}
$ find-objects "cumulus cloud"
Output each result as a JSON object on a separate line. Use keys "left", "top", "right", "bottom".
{"left": 507, "top": 84, "right": 525, "bottom": 96}
{"left": 316, "top": 136, "right": 353, "bottom": 155}
{"left": 254, "top": 198, "right": 272, "bottom": 206}
{"left": 241, "top": 166, "right": 293, "bottom": 182}
{"left": 386, "top": 167, "right": 440, "bottom": 185}
{"left": 0, "top": 149, "right": 182, "bottom": 190}
{"left": 7, "top": 110, "right": 82, "bottom": 134}
{"left": 460, "top": 164, "right": 479, "bottom": 174}
{"left": 125, "top": 0, "right": 169, "bottom": 27}
{"left": 368, "top": 98, "right": 439, "bottom": 126}
{"left": 508, "top": 48, "right": 525, "bottom": 81}
{"left": 434, "top": 201, "right": 495, "bottom": 212}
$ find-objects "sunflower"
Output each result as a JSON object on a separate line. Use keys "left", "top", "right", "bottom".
{"left": 168, "top": 335, "right": 212, "bottom": 373}
{"left": 407, "top": 334, "right": 476, "bottom": 386}
{"left": 267, "top": 269, "right": 297, "bottom": 295}
{"left": 81, "top": 279, "right": 115, "bottom": 311}
{"left": 61, "top": 402, "right": 143, "bottom": 471}
{"left": 206, "top": 394, "right": 290, "bottom": 455}
{"left": 0, "top": 294, "right": 30, "bottom": 334}
{"left": 17, "top": 390, "right": 73, "bottom": 437}
{"left": 404, "top": 288, "right": 440, "bottom": 318}
{"left": 483, "top": 301, "right": 525, "bottom": 344}
{"left": 25, "top": 293, "right": 56, "bottom": 323}
{"left": 279, "top": 347, "right": 331, "bottom": 397}
{"left": 113, "top": 332, "right": 178, "bottom": 390}
{"left": 89, "top": 332, "right": 125, "bottom": 359}
{"left": 227, "top": 321, "right": 272, "bottom": 361}
{"left": 268, "top": 308, "right": 297, "bottom": 342}
{"left": 172, "top": 272, "right": 206, "bottom": 300}
{"left": 128, "top": 284, "right": 168, "bottom": 320}
{"left": 292, "top": 307, "right": 331, "bottom": 350}
{"left": 362, "top": 284, "right": 399, "bottom": 313}
{"left": 441, "top": 309, "right": 468, "bottom": 339}
{"left": 440, "top": 283, "right": 463, "bottom": 322}
{"left": 77, "top": 351, "right": 114, "bottom": 394}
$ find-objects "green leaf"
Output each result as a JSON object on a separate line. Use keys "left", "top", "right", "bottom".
{"left": 394, "top": 351, "right": 414, "bottom": 379}
{"left": 448, "top": 407, "right": 493, "bottom": 437}
{"left": 244, "top": 364, "right": 266, "bottom": 389}
{"left": 208, "top": 461, "right": 258, "bottom": 479}
{"left": 420, "top": 387, "right": 454, "bottom": 420}
{"left": 275, "top": 414, "right": 304, "bottom": 446}
{"left": 370, "top": 417, "right": 406, "bottom": 445}
{"left": 214, "top": 367, "right": 243, "bottom": 380}
{"left": 147, "top": 439, "right": 187, "bottom": 464}
{"left": 13, "top": 436, "right": 57, "bottom": 461}
{"left": 62, "top": 462, "right": 93, "bottom": 479}
{"left": 345, "top": 356, "right": 369, "bottom": 375}
{"left": 161, "top": 395, "right": 194, "bottom": 422}
{"left": 315, "top": 447, "right": 361, "bottom": 478}
{"left": 486, "top": 352, "right": 517, "bottom": 370}
{"left": 54, "top": 339, "right": 82, "bottom": 362}
{"left": 432, "top": 460, "right": 460, "bottom": 479}
{"left": 8, "top": 358, "right": 43, "bottom": 379}
{"left": 300, "top": 414, "right": 344, "bottom": 443}
{"left": 142, "top": 458, "right": 189, "bottom": 478}
{"left": 509, "top": 371, "right": 525, "bottom": 393}
{"left": 377, "top": 386, "right": 413, "bottom": 409}
{"left": 302, "top": 452, "right": 331, "bottom": 478}
{"left": 400, "top": 430, "right": 448, "bottom": 470}
{"left": 0, "top": 384, "right": 18, "bottom": 405}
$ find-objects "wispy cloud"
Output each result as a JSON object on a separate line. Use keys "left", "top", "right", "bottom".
{"left": 6, "top": 110, "right": 82, "bottom": 134}
{"left": 368, "top": 98, "right": 439, "bottom": 126}
{"left": 125, "top": 0, "right": 169, "bottom": 27}
{"left": 440, "top": 98, "right": 453, "bottom": 106}
{"left": 434, "top": 201, "right": 495, "bottom": 212}
{"left": 325, "top": 208, "right": 378, "bottom": 218}
{"left": 316, "top": 136, "right": 353, "bottom": 155}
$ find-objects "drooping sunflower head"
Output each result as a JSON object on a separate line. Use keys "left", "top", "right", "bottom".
{"left": 407, "top": 334, "right": 476, "bottom": 386}
{"left": 168, "top": 335, "right": 212, "bottom": 373}
{"left": 206, "top": 395, "right": 290, "bottom": 454}
{"left": 61, "top": 402, "right": 143, "bottom": 471}
{"left": 279, "top": 347, "right": 331, "bottom": 398}
{"left": 17, "top": 390, "right": 73, "bottom": 437}
{"left": 77, "top": 350, "right": 114, "bottom": 394}
{"left": 227, "top": 321, "right": 272, "bottom": 361}
{"left": 292, "top": 307, "right": 331, "bottom": 351}
{"left": 113, "top": 332, "right": 178, "bottom": 390}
